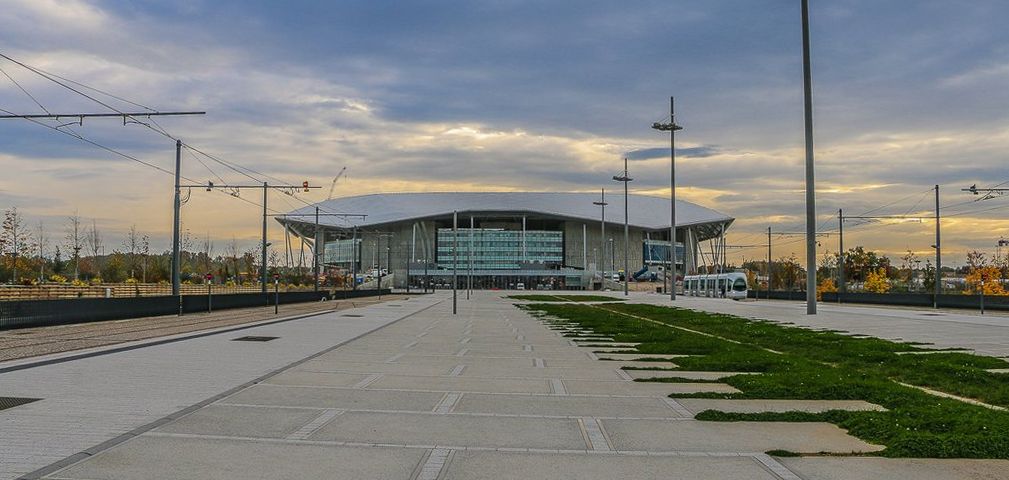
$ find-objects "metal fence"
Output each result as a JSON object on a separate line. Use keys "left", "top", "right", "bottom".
{"left": 0, "top": 289, "right": 393, "bottom": 330}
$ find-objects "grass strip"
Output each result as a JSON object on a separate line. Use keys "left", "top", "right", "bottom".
{"left": 508, "top": 294, "right": 624, "bottom": 302}
{"left": 520, "top": 303, "right": 1009, "bottom": 459}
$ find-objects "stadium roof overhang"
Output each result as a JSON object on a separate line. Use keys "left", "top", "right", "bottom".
{"left": 277, "top": 192, "right": 734, "bottom": 242}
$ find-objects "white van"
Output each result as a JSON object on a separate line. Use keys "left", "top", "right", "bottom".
{"left": 516, "top": 283, "right": 525, "bottom": 290}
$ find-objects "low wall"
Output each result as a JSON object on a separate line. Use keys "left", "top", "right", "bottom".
{"left": 747, "top": 290, "right": 1004, "bottom": 312}
{"left": 0, "top": 289, "right": 392, "bottom": 330}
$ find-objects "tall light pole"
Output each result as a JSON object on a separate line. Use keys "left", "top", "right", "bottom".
{"left": 801, "top": 0, "right": 818, "bottom": 315}
{"left": 613, "top": 157, "right": 633, "bottom": 296}
{"left": 652, "top": 97, "right": 683, "bottom": 300}
{"left": 593, "top": 189, "right": 608, "bottom": 288}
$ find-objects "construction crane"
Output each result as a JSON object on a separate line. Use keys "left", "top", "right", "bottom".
{"left": 327, "top": 167, "right": 347, "bottom": 200}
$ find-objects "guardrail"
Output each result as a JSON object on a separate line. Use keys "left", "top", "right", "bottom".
{"left": 0, "top": 289, "right": 393, "bottom": 330}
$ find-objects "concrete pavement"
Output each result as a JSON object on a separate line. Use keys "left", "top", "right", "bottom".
{"left": 4, "top": 292, "right": 1008, "bottom": 479}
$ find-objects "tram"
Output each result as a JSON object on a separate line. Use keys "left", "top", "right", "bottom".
{"left": 682, "top": 272, "right": 749, "bottom": 300}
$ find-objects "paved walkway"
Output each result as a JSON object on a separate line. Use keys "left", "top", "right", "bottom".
{"left": 0, "top": 295, "right": 440, "bottom": 479}
{"left": 616, "top": 293, "right": 1009, "bottom": 357}
{"left": 9, "top": 292, "right": 1005, "bottom": 479}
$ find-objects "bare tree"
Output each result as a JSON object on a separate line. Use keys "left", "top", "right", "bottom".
{"left": 200, "top": 233, "right": 214, "bottom": 275}
{"left": 141, "top": 233, "right": 150, "bottom": 283}
{"left": 36, "top": 220, "right": 48, "bottom": 282}
{"left": 225, "top": 238, "right": 241, "bottom": 282}
{"left": 1, "top": 207, "right": 33, "bottom": 284}
{"left": 85, "top": 219, "right": 104, "bottom": 277}
{"left": 124, "top": 225, "right": 141, "bottom": 280}
{"left": 65, "top": 212, "right": 83, "bottom": 280}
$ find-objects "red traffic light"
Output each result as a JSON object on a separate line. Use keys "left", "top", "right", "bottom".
{"left": 205, "top": 273, "right": 213, "bottom": 280}
{"left": 273, "top": 273, "right": 280, "bottom": 280}
{"left": 302, "top": 181, "right": 310, "bottom": 192}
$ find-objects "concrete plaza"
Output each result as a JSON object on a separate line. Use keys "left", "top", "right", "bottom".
{"left": 1, "top": 292, "right": 1006, "bottom": 479}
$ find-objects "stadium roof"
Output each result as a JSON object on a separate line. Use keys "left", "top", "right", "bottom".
{"left": 280, "top": 192, "right": 733, "bottom": 239}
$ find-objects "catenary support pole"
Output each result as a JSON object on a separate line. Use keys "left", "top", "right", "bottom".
{"left": 838, "top": 208, "right": 844, "bottom": 301}
{"left": 262, "top": 182, "right": 268, "bottom": 299}
{"left": 171, "top": 139, "right": 182, "bottom": 301}
{"left": 767, "top": 226, "right": 772, "bottom": 300}
{"left": 935, "top": 184, "right": 941, "bottom": 309}
{"left": 314, "top": 207, "right": 320, "bottom": 292}
{"left": 801, "top": 0, "right": 817, "bottom": 315}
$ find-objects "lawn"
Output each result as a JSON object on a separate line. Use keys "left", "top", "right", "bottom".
{"left": 520, "top": 302, "right": 1009, "bottom": 459}
{"left": 507, "top": 294, "right": 624, "bottom": 302}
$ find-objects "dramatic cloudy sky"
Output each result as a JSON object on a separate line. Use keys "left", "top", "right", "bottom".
{"left": 2, "top": 0, "right": 1009, "bottom": 266}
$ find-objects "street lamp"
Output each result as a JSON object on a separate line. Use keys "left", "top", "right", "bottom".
{"left": 593, "top": 189, "right": 608, "bottom": 289}
{"left": 652, "top": 97, "right": 683, "bottom": 300}
{"left": 613, "top": 157, "right": 633, "bottom": 296}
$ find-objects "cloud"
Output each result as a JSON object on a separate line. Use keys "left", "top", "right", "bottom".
{"left": 625, "top": 146, "right": 722, "bottom": 161}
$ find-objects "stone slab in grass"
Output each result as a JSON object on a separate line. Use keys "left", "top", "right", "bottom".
{"left": 443, "top": 451, "right": 779, "bottom": 480}
{"left": 624, "top": 370, "right": 753, "bottom": 381}
{"left": 561, "top": 379, "right": 739, "bottom": 396}
{"left": 603, "top": 419, "right": 884, "bottom": 454}
{"left": 575, "top": 342, "right": 641, "bottom": 347}
{"left": 452, "top": 392, "right": 687, "bottom": 418}
{"left": 309, "top": 411, "right": 586, "bottom": 450}
{"left": 987, "top": 368, "right": 1009, "bottom": 374}
{"left": 55, "top": 435, "right": 427, "bottom": 480}
{"left": 596, "top": 353, "right": 689, "bottom": 361}
{"left": 780, "top": 457, "right": 1009, "bottom": 480}
{"left": 677, "top": 398, "right": 886, "bottom": 415}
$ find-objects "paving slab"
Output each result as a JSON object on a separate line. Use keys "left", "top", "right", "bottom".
{"left": 309, "top": 411, "right": 587, "bottom": 449}
{"left": 156, "top": 404, "right": 322, "bottom": 438}
{"left": 53, "top": 435, "right": 426, "bottom": 480}
{"left": 442, "top": 451, "right": 779, "bottom": 480}
{"left": 561, "top": 379, "right": 739, "bottom": 396}
{"left": 262, "top": 370, "right": 373, "bottom": 387}
{"left": 293, "top": 360, "right": 458, "bottom": 376}
{"left": 452, "top": 392, "right": 685, "bottom": 418}
{"left": 780, "top": 456, "right": 1009, "bottom": 480}
{"left": 223, "top": 384, "right": 446, "bottom": 411}
{"left": 677, "top": 398, "right": 886, "bottom": 414}
{"left": 459, "top": 364, "right": 623, "bottom": 380}
{"left": 602, "top": 419, "right": 883, "bottom": 454}
{"left": 367, "top": 374, "right": 553, "bottom": 394}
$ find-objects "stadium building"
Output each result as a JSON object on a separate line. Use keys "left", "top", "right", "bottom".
{"left": 277, "top": 192, "right": 733, "bottom": 290}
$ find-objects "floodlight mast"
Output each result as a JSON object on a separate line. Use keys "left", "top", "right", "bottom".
{"left": 651, "top": 97, "right": 683, "bottom": 300}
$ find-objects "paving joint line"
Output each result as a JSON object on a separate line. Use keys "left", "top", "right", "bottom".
{"left": 285, "top": 409, "right": 344, "bottom": 440}
{"left": 752, "top": 453, "right": 803, "bottom": 480}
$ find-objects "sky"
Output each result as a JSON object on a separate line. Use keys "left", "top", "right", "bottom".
{"left": 2, "top": 0, "right": 1009, "bottom": 267}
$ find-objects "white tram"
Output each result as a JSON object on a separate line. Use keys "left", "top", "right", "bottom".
{"left": 682, "top": 272, "right": 749, "bottom": 300}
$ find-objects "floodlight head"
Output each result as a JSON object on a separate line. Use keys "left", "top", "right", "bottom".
{"left": 651, "top": 122, "right": 683, "bottom": 132}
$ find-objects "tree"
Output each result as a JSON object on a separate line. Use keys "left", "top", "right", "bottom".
{"left": 140, "top": 234, "right": 150, "bottom": 282}
{"left": 85, "top": 219, "right": 103, "bottom": 278}
{"left": 225, "top": 238, "right": 241, "bottom": 282}
{"left": 35, "top": 220, "right": 48, "bottom": 283}
{"left": 1, "top": 207, "right": 34, "bottom": 284}
{"left": 964, "top": 266, "right": 1006, "bottom": 296}
{"left": 864, "top": 268, "right": 891, "bottom": 293}
{"left": 65, "top": 212, "right": 83, "bottom": 280}
{"left": 123, "top": 225, "right": 141, "bottom": 280}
